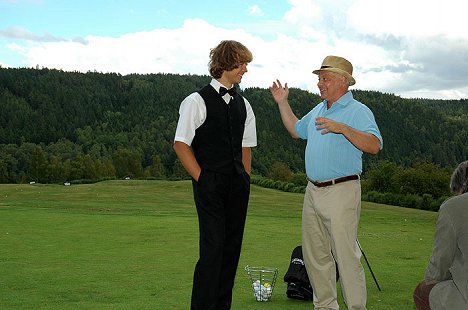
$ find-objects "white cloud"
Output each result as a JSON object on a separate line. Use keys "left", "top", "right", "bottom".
{"left": 248, "top": 4, "right": 263, "bottom": 16}
{"left": 10, "top": 19, "right": 261, "bottom": 76}
{"left": 283, "top": 0, "right": 321, "bottom": 23}
{"left": 0, "top": 26, "right": 68, "bottom": 42}
{"left": 274, "top": 0, "right": 468, "bottom": 98}
{"left": 348, "top": 0, "right": 468, "bottom": 39}
{"left": 3, "top": 0, "right": 468, "bottom": 99}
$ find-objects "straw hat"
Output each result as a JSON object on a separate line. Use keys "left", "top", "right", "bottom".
{"left": 312, "top": 55, "right": 356, "bottom": 86}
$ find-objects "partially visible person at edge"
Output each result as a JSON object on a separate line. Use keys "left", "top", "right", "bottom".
{"left": 270, "top": 55, "right": 383, "bottom": 310}
{"left": 413, "top": 161, "right": 468, "bottom": 310}
{"left": 173, "top": 40, "right": 256, "bottom": 310}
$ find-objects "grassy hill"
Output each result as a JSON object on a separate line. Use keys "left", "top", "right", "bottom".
{"left": 0, "top": 180, "right": 436, "bottom": 309}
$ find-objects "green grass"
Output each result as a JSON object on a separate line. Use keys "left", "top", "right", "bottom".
{"left": 0, "top": 180, "right": 437, "bottom": 309}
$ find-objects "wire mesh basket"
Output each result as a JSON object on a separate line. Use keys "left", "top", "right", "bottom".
{"left": 245, "top": 265, "right": 278, "bottom": 301}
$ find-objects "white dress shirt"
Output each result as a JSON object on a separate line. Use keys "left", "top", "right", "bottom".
{"left": 174, "top": 79, "right": 257, "bottom": 147}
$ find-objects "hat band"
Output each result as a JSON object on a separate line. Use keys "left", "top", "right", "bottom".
{"left": 321, "top": 65, "right": 332, "bottom": 69}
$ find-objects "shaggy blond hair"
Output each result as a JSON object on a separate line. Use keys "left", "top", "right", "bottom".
{"left": 208, "top": 40, "right": 253, "bottom": 79}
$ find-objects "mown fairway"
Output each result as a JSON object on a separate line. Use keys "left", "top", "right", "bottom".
{"left": 0, "top": 180, "right": 437, "bottom": 309}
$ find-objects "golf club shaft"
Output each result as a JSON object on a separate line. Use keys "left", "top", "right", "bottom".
{"left": 357, "top": 240, "right": 381, "bottom": 291}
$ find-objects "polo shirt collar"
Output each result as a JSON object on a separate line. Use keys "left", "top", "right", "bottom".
{"left": 322, "top": 91, "right": 353, "bottom": 109}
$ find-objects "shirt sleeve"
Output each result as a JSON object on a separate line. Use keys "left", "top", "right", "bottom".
{"left": 173, "top": 93, "right": 206, "bottom": 146}
{"left": 356, "top": 105, "right": 383, "bottom": 149}
{"left": 242, "top": 97, "right": 257, "bottom": 147}
{"left": 424, "top": 203, "right": 457, "bottom": 282}
{"left": 295, "top": 110, "right": 315, "bottom": 140}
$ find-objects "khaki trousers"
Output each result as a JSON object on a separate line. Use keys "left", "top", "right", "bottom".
{"left": 302, "top": 180, "right": 367, "bottom": 310}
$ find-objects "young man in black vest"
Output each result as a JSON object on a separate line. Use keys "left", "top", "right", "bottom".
{"left": 173, "top": 40, "right": 257, "bottom": 310}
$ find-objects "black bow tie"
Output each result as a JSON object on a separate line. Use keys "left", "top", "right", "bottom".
{"left": 219, "top": 87, "right": 236, "bottom": 96}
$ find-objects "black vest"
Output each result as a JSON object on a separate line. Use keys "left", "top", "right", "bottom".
{"left": 191, "top": 85, "right": 246, "bottom": 174}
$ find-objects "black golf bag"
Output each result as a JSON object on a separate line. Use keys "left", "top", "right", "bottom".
{"left": 283, "top": 245, "right": 314, "bottom": 300}
{"left": 284, "top": 245, "right": 339, "bottom": 301}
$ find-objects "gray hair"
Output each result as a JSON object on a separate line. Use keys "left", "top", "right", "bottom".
{"left": 450, "top": 161, "right": 468, "bottom": 194}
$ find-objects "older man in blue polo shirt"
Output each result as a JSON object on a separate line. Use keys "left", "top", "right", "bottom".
{"left": 270, "top": 55, "right": 383, "bottom": 310}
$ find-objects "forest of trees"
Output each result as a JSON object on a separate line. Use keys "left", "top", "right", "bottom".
{"left": 0, "top": 67, "right": 466, "bottom": 210}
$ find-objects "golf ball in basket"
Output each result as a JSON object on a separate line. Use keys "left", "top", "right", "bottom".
{"left": 252, "top": 281, "right": 272, "bottom": 301}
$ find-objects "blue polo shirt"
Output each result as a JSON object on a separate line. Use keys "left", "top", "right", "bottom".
{"left": 294, "top": 91, "right": 383, "bottom": 181}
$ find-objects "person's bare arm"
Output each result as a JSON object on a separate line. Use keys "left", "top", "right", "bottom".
{"left": 173, "top": 141, "right": 201, "bottom": 181}
{"left": 242, "top": 147, "right": 252, "bottom": 175}
{"left": 269, "top": 79, "right": 299, "bottom": 139}
{"left": 315, "top": 117, "right": 381, "bottom": 154}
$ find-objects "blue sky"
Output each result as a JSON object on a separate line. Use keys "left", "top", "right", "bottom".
{"left": 1, "top": 0, "right": 468, "bottom": 99}
{"left": 1, "top": 0, "right": 289, "bottom": 37}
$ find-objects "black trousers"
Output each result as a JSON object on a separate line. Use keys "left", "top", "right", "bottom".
{"left": 191, "top": 170, "right": 251, "bottom": 310}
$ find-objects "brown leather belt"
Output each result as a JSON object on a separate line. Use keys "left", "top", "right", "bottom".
{"left": 308, "top": 175, "right": 360, "bottom": 187}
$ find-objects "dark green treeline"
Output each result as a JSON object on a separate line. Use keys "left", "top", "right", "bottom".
{"left": 0, "top": 67, "right": 466, "bottom": 184}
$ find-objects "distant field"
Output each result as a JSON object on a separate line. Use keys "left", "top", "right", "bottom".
{"left": 0, "top": 180, "right": 437, "bottom": 309}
